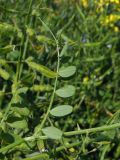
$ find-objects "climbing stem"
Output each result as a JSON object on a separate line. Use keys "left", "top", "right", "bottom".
{"left": 34, "top": 18, "right": 60, "bottom": 134}
{"left": 64, "top": 122, "right": 120, "bottom": 136}
{"left": 0, "top": 123, "right": 120, "bottom": 154}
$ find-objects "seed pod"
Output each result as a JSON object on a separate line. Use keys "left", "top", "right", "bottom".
{"left": 30, "top": 84, "right": 53, "bottom": 92}
{"left": 27, "top": 61, "right": 57, "bottom": 78}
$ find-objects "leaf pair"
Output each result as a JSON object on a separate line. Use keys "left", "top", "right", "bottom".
{"left": 27, "top": 59, "right": 77, "bottom": 140}
{"left": 42, "top": 78, "right": 76, "bottom": 140}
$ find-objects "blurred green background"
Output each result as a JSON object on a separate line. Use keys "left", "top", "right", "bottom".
{"left": 0, "top": 0, "right": 120, "bottom": 159}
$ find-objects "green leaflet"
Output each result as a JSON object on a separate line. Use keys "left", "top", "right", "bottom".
{"left": 16, "top": 87, "right": 28, "bottom": 94}
{"left": 59, "top": 66, "right": 76, "bottom": 78}
{"left": 7, "top": 50, "right": 20, "bottom": 60}
{"left": 42, "top": 126, "right": 63, "bottom": 140}
{"left": 11, "top": 103, "right": 30, "bottom": 117}
{"left": 56, "top": 85, "right": 75, "bottom": 98}
{"left": 7, "top": 119, "right": 28, "bottom": 129}
{"left": 12, "top": 107, "right": 30, "bottom": 117}
{"left": 27, "top": 61, "right": 57, "bottom": 78}
{"left": 50, "top": 105, "right": 73, "bottom": 117}
{"left": 0, "top": 68, "right": 10, "bottom": 80}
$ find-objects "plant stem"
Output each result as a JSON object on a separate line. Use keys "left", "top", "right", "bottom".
{"left": 22, "top": 153, "right": 49, "bottom": 160}
{"left": 16, "top": 0, "right": 33, "bottom": 81}
{"left": 18, "top": 35, "right": 29, "bottom": 79}
{"left": 56, "top": 141, "right": 81, "bottom": 152}
{"left": 0, "top": 0, "right": 33, "bottom": 124}
{"left": 64, "top": 123, "right": 120, "bottom": 136}
{"left": 35, "top": 18, "right": 60, "bottom": 133}
{"left": 1, "top": 122, "right": 120, "bottom": 154}
{"left": 0, "top": 139, "right": 24, "bottom": 153}
{"left": 22, "top": 141, "right": 81, "bottom": 160}
{"left": 18, "top": 0, "right": 34, "bottom": 79}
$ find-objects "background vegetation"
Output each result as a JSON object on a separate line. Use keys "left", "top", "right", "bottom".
{"left": 0, "top": 0, "right": 120, "bottom": 159}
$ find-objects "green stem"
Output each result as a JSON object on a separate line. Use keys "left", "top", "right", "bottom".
{"left": 38, "top": 68, "right": 59, "bottom": 130}
{"left": 23, "top": 153, "right": 49, "bottom": 160}
{"left": 35, "top": 18, "right": 60, "bottom": 133}
{"left": 17, "top": 0, "right": 33, "bottom": 80}
{"left": 56, "top": 141, "right": 81, "bottom": 152}
{"left": 1, "top": 123, "right": 120, "bottom": 154}
{"left": 25, "top": 0, "right": 34, "bottom": 25}
{"left": 23, "top": 141, "right": 81, "bottom": 160}
{"left": 0, "top": 0, "right": 33, "bottom": 124}
{"left": 64, "top": 123, "right": 120, "bottom": 136}
{"left": 0, "top": 139, "right": 24, "bottom": 153}
{"left": 18, "top": 35, "right": 29, "bottom": 79}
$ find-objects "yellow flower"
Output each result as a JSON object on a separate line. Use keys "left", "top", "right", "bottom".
{"left": 83, "top": 77, "right": 89, "bottom": 83}
{"left": 114, "top": 26, "right": 119, "bottom": 32}
{"left": 101, "top": 14, "right": 120, "bottom": 26}
{"left": 109, "top": 14, "right": 116, "bottom": 22}
{"left": 109, "top": 0, "right": 120, "bottom": 4}
{"left": 96, "top": 0, "right": 120, "bottom": 12}
{"left": 81, "top": 0, "right": 88, "bottom": 8}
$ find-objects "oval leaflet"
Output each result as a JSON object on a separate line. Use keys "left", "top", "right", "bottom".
{"left": 55, "top": 85, "right": 75, "bottom": 98}
{"left": 42, "top": 126, "right": 63, "bottom": 140}
{"left": 50, "top": 105, "right": 73, "bottom": 117}
{"left": 59, "top": 66, "right": 76, "bottom": 78}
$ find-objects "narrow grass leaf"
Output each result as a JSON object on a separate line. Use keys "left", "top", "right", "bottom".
{"left": 50, "top": 105, "right": 73, "bottom": 117}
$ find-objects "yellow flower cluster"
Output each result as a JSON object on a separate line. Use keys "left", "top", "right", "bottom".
{"left": 97, "top": 0, "right": 120, "bottom": 11}
{"left": 81, "top": 0, "right": 88, "bottom": 8}
{"left": 101, "top": 14, "right": 120, "bottom": 32}
{"left": 110, "top": 0, "right": 120, "bottom": 4}
{"left": 99, "top": 0, "right": 120, "bottom": 4}
{"left": 81, "top": 0, "right": 120, "bottom": 10}
{"left": 81, "top": 0, "right": 120, "bottom": 32}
